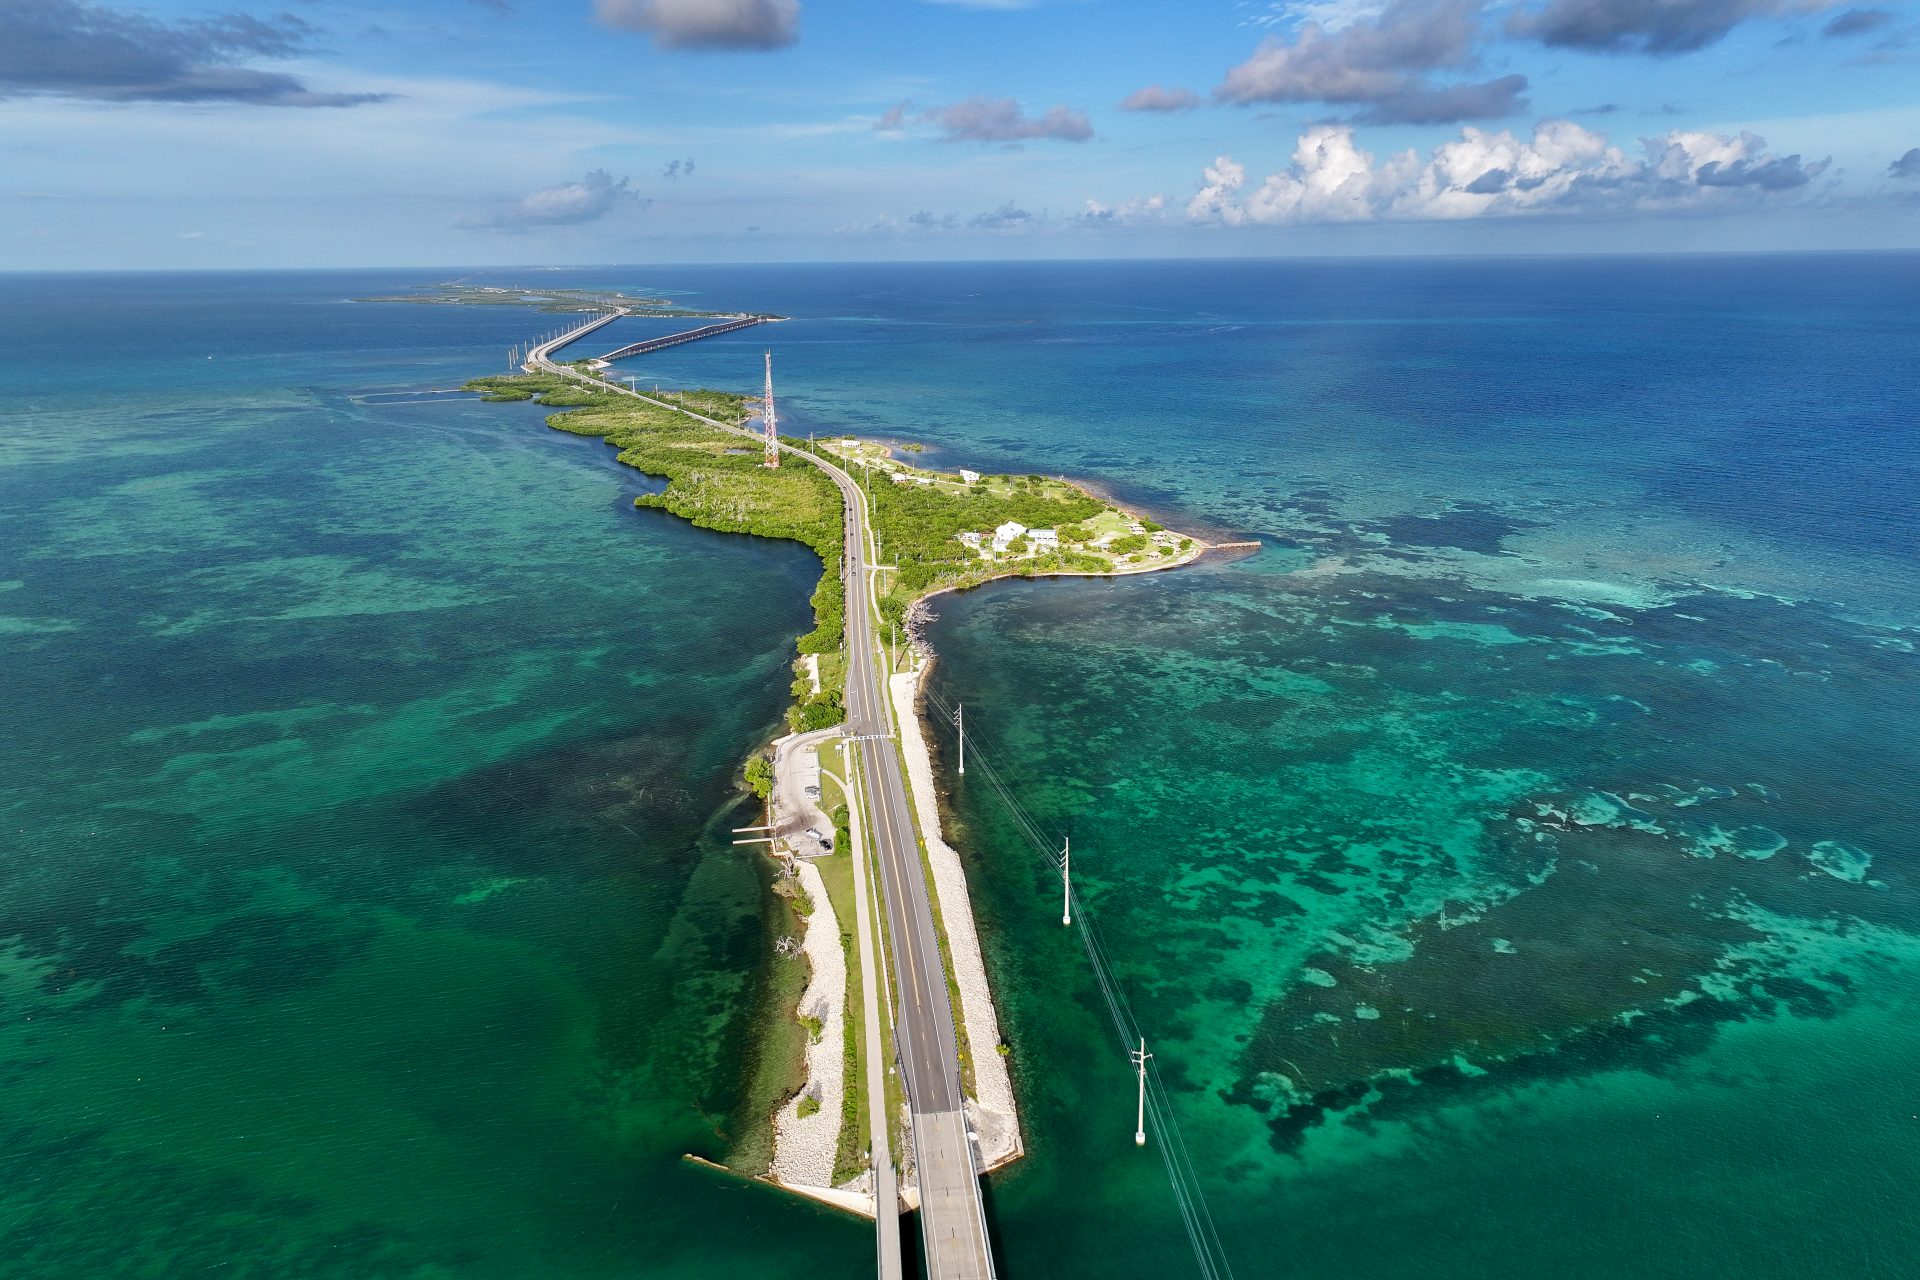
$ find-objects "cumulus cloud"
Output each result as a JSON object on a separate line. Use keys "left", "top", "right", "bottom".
{"left": 1506, "top": 0, "right": 1837, "bottom": 55}
{"left": 875, "top": 100, "right": 914, "bottom": 130}
{"left": 1187, "top": 121, "right": 1829, "bottom": 225}
{"left": 661, "top": 157, "right": 696, "bottom": 178}
{"left": 0, "top": 0, "right": 390, "bottom": 106}
{"left": 1120, "top": 84, "right": 1201, "bottom": 113}
{"left": 1215, "top": 0, "right": 1526, "bottom": 124}
{"left": 907, "top": 210, "right": 958, "bottom": 228}
{"left": 1891, "top": 147, "right": 1920, "bottom": 179}
{"left": 461, "top": 170, "right": 647, "bottom": 232}
{"left": 594, "top": 0, "right": 799, "bottom": 50}
{"left": 918, "top": 97, "right": 1093, "bottom": 143}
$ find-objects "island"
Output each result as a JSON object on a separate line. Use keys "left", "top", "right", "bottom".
{"left": 358, "top": 280, "right": 782, "bottom": 321}
{"left": 463, "top": 341, "right": 1236, "bottom": 1225}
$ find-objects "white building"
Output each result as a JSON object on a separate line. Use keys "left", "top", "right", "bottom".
{"left": 959, "top": 469, "right": 981, "bottom": 485}
{"left": 1029, "top": 528, "right": 1059, "bottom": 551}
{"left": 991, "top": 521, "right": 1027, "bottom": 553}
{"left": 958, "top": 531, "right": 984, "bottom": 550}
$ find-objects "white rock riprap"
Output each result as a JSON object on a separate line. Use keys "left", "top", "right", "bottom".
{"left": 891, "top": 669, "right": 1023, "bottom": 1170}
{"left": 769, "top": 857, "right": 847, "bottom": 1189}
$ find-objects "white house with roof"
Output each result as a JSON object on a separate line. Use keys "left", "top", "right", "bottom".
{"left": 1028, "top": 528, "right": 1059, "bottom": 552}
{"left": 959, "top": 469, "right": 980, "bottom": 485}
{"left": 991, "top": 520, "right": 1027, "bottom": 553}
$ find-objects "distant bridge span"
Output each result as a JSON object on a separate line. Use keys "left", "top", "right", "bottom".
{"left": 598, "top": 316, "right": 772, "bottom": 362}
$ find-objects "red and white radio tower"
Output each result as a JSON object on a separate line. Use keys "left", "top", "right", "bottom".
{"left": 762, "top": 351, "right": 779, "bottom": 469}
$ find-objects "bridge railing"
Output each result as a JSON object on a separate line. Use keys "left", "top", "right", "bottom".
{"left": 599, "top": 316, "right": 767, "bottom": 362}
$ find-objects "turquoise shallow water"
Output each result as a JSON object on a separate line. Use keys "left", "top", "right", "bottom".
{"left": 0, "top": 274, "right": 866, "bottom": 1275}
{"left": 3, "top": 259, "right": 1918, "bottom": 1278}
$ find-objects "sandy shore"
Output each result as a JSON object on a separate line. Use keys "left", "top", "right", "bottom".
{"left": 768, "top": 854, "right": 849, "bottom": 1189}
{"left": 889, "top": 668, "right": 1023, "bottom": 1171}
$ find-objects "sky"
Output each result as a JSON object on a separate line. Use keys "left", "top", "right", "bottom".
{"left": 3, "top": 0, "right": 1919, "bottom": 268}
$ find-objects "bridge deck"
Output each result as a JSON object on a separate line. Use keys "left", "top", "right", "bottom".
{"left": 914, "top": 1110, "right": 995, "bottom": 1280}
{"left": 599, "top": 316, "right": 768, "bottom": 362}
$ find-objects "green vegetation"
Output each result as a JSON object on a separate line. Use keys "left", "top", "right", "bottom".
{"left": 804, "top": 440, "right": 1203, "bottom": 637}
{"left": 796, "top": 1095, "right": 821, "bottom": 1120}
{"left": 792, "top": 690, "right": 845, "bottom": 734}
{"left": 772, "top": 868, "right": 814, "bottom": 920}
{"left": 818, "top": 447, "right": 1106, "bottom": 626}
{"left": 798, "top": 1014, "right": 824, "bottom": 1044}
{"left": 744, "top": 753, "right": 773, "bottom": 800}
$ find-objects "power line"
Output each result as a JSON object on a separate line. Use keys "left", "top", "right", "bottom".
{"left": 919, "top": 682, "right": 1237, "bottom": 1280}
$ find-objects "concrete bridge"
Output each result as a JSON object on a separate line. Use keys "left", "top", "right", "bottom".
{"left": 597, "top": 315, "right": 771, "bottom": 363}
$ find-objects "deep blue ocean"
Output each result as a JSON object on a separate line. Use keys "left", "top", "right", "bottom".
{"left": 2, "top": 256, "right": 1916, "bottom": 1278}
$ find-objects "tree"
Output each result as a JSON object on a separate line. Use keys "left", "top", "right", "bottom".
{"left": 745, "top": 753, "right": 773, "bottom": 799}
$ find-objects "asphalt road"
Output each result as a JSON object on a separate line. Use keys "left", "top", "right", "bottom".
{"left": 530, "top": 321, "right": 993, "bottom": 1280}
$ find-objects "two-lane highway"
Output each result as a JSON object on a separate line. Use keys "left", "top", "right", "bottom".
{"left": 527, "top": 321, "right": 994, "bottom": 1280}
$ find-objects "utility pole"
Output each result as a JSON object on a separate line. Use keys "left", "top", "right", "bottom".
{"left": 1061, "top": 836, "right": 1072, "bottom": 927}
{"left": 762, "top": 352, "right": 779, "bottom": 468}
{"left": 1132, "top": 1038, "right": 1152, "bottom": 1147}
{"left": 956, "top": 704, "right": 964, "bottom": 776}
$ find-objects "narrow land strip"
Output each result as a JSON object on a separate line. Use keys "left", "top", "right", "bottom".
{"left": 479, "top": 311, "right": 1230, "bottom": 1279}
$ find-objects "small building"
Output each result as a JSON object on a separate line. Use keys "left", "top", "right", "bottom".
{"left": 913, "top": 475, "right": 932, "bottom": 486}
{"left": 890, "top": 471, "right": 913, "bottom": 484}
{"left": 958, "top": 531, "right": 984, "bottom": 550}
{"left": 1029, "top": 528, "right": 1059, "bottom": 551}
{"left": 959, "top": 469, "right": 981, "bottom": 485}
{"left": 992, "top": 521, "right": 1027, "bottom": 553}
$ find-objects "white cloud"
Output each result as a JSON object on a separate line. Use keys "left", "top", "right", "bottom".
{"left": 1187, "top": 121, "right": 1832, "bottom": 225}
{"left": 1082, "top": 194, "right": 1168, "bottom": 223}
{"left": 460, "top": 170, "right": 647, "bottom": 231}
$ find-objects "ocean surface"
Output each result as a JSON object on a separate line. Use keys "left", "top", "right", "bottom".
{"left": 2, "top": 257, "right": 1916, "bottom": 1278}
